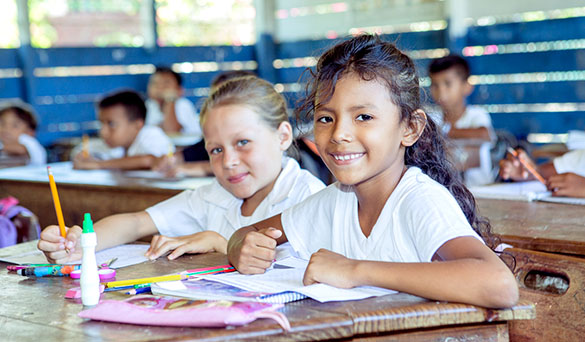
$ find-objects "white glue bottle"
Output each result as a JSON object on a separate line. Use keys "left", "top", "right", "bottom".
{"left": 80, "top": 213, "right": 100, "bottom": 306}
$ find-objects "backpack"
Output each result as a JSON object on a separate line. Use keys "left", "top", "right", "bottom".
{"left": 0, "top": 196, "right": 41, "bottom": 248}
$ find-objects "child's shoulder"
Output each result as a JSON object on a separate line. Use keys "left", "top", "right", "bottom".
{"left": 394, "top": 167, "right": 455, "bottom": 203}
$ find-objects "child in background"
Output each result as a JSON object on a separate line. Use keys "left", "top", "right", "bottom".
{"left": 146, "top": 66, "right": 201, "bottom": 137}
{"left": 38, "top": 76, "right": 325, "bottom": 263}
{"left": 500, "top": 148, "right": 585, "bottom": 198}
{"left": 227, "top": 35, "right": 518, "bottom": 308}
{"left": 428, "top": 55, "right": 494, "bottom": 186}
{"left": 152, "top": 70, "right": 257, "bottom": 178}
{"left": 73, "top": 90, "right": 174, "bottom": 170}
{"left": 0, "top": 101, "right": 46, "bottom": 165}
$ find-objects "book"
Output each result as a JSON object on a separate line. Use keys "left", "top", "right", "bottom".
{"left": 469, "top": 181, "right": 585, "bottom": 205}
{"left": 152, "top": 255, "right": 395, "bottom": 303}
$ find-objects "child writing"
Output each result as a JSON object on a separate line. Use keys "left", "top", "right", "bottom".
{"left": 0, "top": 101, "right": 46, "bottom": 166}
{"left": 500, "top": 148, "right": 585, "bottom": 198}
{"left": 73, "top": 90, "right": 174, "bottom": 170}
{"left": 227, "top": 35, "right": 518, "bottom": 309}
{"left": 428, "top": 55, "right": 494, "bottom": 186}
{"left": 38, "top": 76, "right": 325, "bottom": 263}
{"left": 146, "top": 66, "right": 201, "bottom": 136}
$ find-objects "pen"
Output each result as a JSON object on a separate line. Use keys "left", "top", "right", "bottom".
{"left": 506, "top": 147, "right": 547, "bottom": 184}
{"left": 126, "top": 287, "right": 151, "bottom": 295}
{"left": 47, "top": 167, "right": 67, "bottom": 241}
{"left": 82, "top": 134, "right": 89, "bottom": 158}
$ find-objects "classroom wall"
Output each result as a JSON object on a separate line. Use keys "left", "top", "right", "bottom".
{"left": 0, "top": 0, "right": 584, "bottom": 150}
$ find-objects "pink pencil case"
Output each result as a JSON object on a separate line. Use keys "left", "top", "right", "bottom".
{"left": 78, "top": 295, "right": 290, "bottom": 330}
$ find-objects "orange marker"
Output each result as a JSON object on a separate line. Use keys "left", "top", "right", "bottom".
{"left": 507, "top": 147, "right": 546, "bottom": 184}
{"left": 47, "top": 166, "right": 67, "bottom": 239}
{"left": 82, "top": 134, "right": 89, "bottom": 158}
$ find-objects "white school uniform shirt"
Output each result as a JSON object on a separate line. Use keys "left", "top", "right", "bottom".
{"left": 282, "top": 167, "right": 482, "bottom": 262}
{"left": 126, "top": 125, "right": 174, "bottom": 157}
{"left": 18, "top": 134, "right": 46, "bottom": 165}
{"left": 145, "top": 98, "right": 202, "bottom": 138}
{"left": 432, "top": 105, "right": 495, "bottom": 186}
{"left": 145, "top": 157, "right": 325, "bottom": 240}
{"left": 553, "top": 149, "right": 585, "bottom": 177}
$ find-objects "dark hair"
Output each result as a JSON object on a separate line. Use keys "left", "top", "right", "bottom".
{"left": 154, "top": 66, "right": 182, "bottom": 86}
{"left": 428, "top": 54, "right": 470, "bottom": 80}
{"left": 297, "top": 34, "right": 494, "bottom": 247}
{"left": 211, "top": 70, "right": 256, "bottom": 88}
{"left": 0, "top": 102, "right": 38, "bottom": 131}
{"left": 98, "top": 90, "right": 147, "bottom": 122}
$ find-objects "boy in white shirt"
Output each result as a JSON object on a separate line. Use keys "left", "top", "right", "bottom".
{"left": 429, "top": 55, "right": 494, "bottom": 186}
{"left": 74, "top": 90, "right": 173, "bottom": 170}
{"left": 0, "top": 101, "right": 46, "bottom": 166}
{"left": 146, "top": 66, "right": 201, "bottom": 137}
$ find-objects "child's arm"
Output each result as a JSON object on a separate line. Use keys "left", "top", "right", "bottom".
{"left": 448, "top": 126, "right": 491, "bottom": 141}
{"left": 499, "top": 149, "right": 557, "bottom": 181}
{"left": 227, "top": 214, "right": 287, "bottom": 274}
{"left": 152, "top": 155, "right": 212, "bottom": 177}
{"left": 74, "top": 153, "right": 157, "bottom": 170}
{"left": 303, "top": 236, "right": 518, "bottom": 309}
{"left": 145, "top": 231, "right": 227, "bottom": 260}
{"left": 548, "top": 172, "right": 585, "bottom": 198}
{"left": 161, "top": 97, "right": 182, "bottom": 133}
{"left": 37, "top": 211, "right": 158, "bottom": 264}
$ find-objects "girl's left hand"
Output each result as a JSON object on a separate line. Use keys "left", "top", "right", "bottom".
{"left": 303, "top": 249, "right": 359, "bottom": 288}
{"left": 146, "top": 231, "right": 227, "bottom": 260}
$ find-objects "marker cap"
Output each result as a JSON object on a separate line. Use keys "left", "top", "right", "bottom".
{"left": 82, "top": 213, "right": 94, "bottom": 233}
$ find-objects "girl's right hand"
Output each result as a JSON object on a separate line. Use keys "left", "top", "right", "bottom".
{"left": 227, "top": 228, "right": 281, "bottom": 274}
{"left": 499, "top": 149, "right": 533, "bottom": 181}
{"left": 37, "top": 225, "right": 82, "bottom": 263}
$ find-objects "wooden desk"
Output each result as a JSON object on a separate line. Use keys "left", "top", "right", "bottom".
{"left": 0, "top": 162, "right": 213, "bottom": 228}
{"left": 0, "top": 241, "right": 533, "bottom": 342}
{"left": 477, "top": 198, "right": 585, "bottom": 256}
{"left": 0, "top": 153, "right": 29, "bottom": 168}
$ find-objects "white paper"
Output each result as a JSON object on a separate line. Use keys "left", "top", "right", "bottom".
{"left": 470, "top": 181, "right": 585, "bottom": 205}
{"left": 0, "top": 243, "right": 150, "bottom": 268}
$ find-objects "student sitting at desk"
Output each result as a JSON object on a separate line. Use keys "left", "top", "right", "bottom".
{"left": 500, "top": 148, "right": 585, "bottom": 198}
{"left": 227, "top": 35, "right": 518, "bottom": 309}
{"left": 38, "top": 76, "right": 325, "bottom": 263}
{"left": 146, "top": 66, "right": 201, "bottom": 137}
{"left": 428, "top": 55, "right": 494, "bottom": 186}
{"left": 0, "top": 101, "right": 46, "bottom": 166}
{"left": 73, "top": 90, "right": 174, "bottom": 170}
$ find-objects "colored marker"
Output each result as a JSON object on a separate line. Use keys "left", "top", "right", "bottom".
{"left": 506, "top": 147, "right": 547, "bottom": 184}
{"left": 17, "top": 265, "right": 81, "bottom": 277}
{"left": 126, "top": 287, "right": 151, "bottom": 295}
{"left": 7, "top": 264, "right": 56, "bottom": 272}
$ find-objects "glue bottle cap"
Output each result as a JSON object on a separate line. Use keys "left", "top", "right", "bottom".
{"left": 82, "top": 213, "right": 94, "bottom": 234}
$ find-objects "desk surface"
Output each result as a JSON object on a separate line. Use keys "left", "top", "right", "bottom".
{"left": 1, "top": 241, "right": 533, "bottom": 342}
{"left": 477, "top": 198, "right": 585, "bottom": 256}
{"left": 0, "top": 162, "right": 213, "bottom": 228}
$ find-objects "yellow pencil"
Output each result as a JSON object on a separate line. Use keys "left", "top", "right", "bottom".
{"left": 47, "top": 166, "right": 67, "bottom": 239}
{"left": 82, "top": 134, "right": 89, "bottom": 158}
{"left": 104, "top": 274, "right": 187, "bottom": 288}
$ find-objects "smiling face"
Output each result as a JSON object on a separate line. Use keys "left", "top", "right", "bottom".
{"left": 203, "top": 104, "right": 291, "bottom": 204}
{"left": 98, "top": 105, "right": 143, "bottom": 149}
{"left": 314, "top": 72, "right": 418, "bottom": 188}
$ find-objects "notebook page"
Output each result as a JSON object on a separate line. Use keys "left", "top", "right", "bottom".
{"left": 538, "top": 196, "right": 585, "bottom": 206}
{"left": 469, "top": 181, "right": 550, "bottom": 201}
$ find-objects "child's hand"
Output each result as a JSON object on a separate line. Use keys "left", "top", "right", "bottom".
{"left": 227, "top": 227, "right": 281, "bottom": 274}
{"left": 145, "top": 231, "right": 227, "bottom": 260}
{"left": 303, "top": 249, "right": 359, "bottom": 288}
{"left": 548, "top": 172, "right": 585, "bottom": 198}
{"left": 37, "top": 225, "right": 82, "bottom": 263}
{"left": 151, "top": 155, "right": 180, "bottom": 178}
{"left": 499, "top": 149, "right": 534, "bottom": 181}
{"left": 73, "top": 152, "right": 99, "bottom": 169}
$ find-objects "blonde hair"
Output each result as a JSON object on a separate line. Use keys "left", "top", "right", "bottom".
{"left": 200, "top": 76, "right": 289, "bottom": 132}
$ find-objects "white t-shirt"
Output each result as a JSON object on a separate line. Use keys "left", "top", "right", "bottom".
{"left": 282, "top": 167, "right": 482, "bottom": 262}
{"left": 431, "top": 105, "right": 495, "bottom": 186}
{"left": 18, "top": 134, "right": 46, "bottom": 165}
{"left": 126, "top": 125, "right": 174, "bottom": 157}
{"left": 554, "top": 149, "right": 585, "bottom": 177}
{"left": 145, "top": 157, "right": 326, "bottom": 240}
{"left": 145, "top": 98, "right": 201, "bottom": 138}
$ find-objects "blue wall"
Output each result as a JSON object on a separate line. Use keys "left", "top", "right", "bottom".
{"left": 1, "top": 16, "right": 584, "bottom": 147}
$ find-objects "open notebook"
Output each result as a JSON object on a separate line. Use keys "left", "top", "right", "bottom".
{"left": 469, "top": 181, "right": 585, "bottom": 205}
{"left": 152, "top": 253, "right": 395, "bottom": 304}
